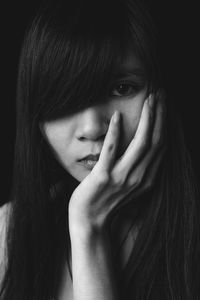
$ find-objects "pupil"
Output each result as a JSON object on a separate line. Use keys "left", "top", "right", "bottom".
{"left": 118, "top": 84, "right": 130, "bottom": 93}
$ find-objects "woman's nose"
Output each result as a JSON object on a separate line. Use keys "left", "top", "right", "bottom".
{"left": 75, "top": 107, "right": 109, "bottom": 141}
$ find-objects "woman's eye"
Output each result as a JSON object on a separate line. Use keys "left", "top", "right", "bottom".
{"left": 110, "top": 81, "right": 140, "bottom": 97}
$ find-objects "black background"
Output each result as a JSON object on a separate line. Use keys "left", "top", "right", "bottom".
{"left": 1, "top": 1, "right": 199, "bottom": 205}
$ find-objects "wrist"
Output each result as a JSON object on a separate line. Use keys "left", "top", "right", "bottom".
{"left": 68, "top": 214, "right": 109, "bottom": 244}
{"left": 68, "top": 205, "right": 109, "bottom": 238}
{"left": 69, "top": 217, "right": 108, "bottom": 240}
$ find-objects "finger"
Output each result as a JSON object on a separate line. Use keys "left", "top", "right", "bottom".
{"left": 142, "top": 144, "right": 166, "bottom": 191}
{"left": 127, "top": 89, "right": 167, "bottom": 181}
{"left": 152, "top": 88, "right": 167, "bottom": 148}
{"left": 127, "top": 143, "right": 167, "bottom": 192}
{"left": 96, "top": 111, "right": 120, "bottom": 173}
{"left": 115, "top": 94, "right": 156, "bottom": 176}
{"left": 110, "top": 145, "right": 166, "bottom": 217}
{"left": 131, "top": 88, "right": 166, "bottom": 173}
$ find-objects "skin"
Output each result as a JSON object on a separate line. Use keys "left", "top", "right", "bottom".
{"left": 66, "top": 89, "right": 166, "bottom": 300}
{"left": 41, "top": 49, "right": 153, "bottom": 183}
{"left": 40, "top": 49, "right": 167, "bottom": 300}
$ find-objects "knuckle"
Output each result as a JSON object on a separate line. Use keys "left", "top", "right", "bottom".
{"left": 136, "top": 173, "right": 144, "bottom": 186}
{"left": 107, "top": 142, "right": 115, "bottom": 153}
{"left": 128, "top": 173, "right": 143, "bottom": 189}
{"left": 111, "top": 169, "right": 130, "bottom": 189}
{"left": 96, "top": 171, "right": 110, "bottom": 186}
{"left": 112, "top": 175, "right": 126, "bottom": 188}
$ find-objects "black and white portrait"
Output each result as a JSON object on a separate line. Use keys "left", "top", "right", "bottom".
{"left": 1, "top": 0, "right": 199, "bottom": 299}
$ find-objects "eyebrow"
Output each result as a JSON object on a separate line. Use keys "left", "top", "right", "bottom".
{"left": 111, "top": 68, "right": 146, "bottom": 79}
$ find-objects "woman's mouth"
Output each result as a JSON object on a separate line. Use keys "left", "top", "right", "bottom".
{"left": 78, "top": 159, "right": 98, "bottom": 170}
{"left": 77, "top": 154, "right": 100, "bottom": 170}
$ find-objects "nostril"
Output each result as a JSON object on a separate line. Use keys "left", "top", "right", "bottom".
{"left": 77, "top": 134, "right": 105, "bottom": 142}
{"left": 78, "top": 136, "right": 86, "bottom": 141}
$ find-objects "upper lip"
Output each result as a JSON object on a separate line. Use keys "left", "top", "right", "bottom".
{"left": 78, "top": 154, "right": 100, "bottom": 161}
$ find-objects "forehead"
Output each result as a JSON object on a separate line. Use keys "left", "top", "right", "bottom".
{"left": 112, "top": 46, "right": 145, "bottom": 77}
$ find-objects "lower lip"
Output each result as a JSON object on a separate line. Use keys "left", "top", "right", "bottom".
{"left": 78, "top": 159, "right": 98, "bottom": 170}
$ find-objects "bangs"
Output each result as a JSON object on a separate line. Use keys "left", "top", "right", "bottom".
{"left": 38, "top": 35, "right": 127, "bottom": 121}
{"left": 27, "top": 0, "right": 157, "bottom": 122}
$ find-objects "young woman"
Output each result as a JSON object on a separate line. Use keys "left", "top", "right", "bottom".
{"left": 0, "top": 0, "right": 199, "bottom": 299}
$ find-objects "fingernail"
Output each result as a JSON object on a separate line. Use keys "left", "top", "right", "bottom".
{"left": 113, "top": 111, "right": 120, "bottom": 124}
{"left": 148, "top": 94, "right": 155, "bottom": 108}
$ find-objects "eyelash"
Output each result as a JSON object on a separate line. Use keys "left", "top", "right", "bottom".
{"left": 109, "top": 80, "right": 142, "bottom": 97}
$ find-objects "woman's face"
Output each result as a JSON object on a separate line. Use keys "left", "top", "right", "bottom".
{"left": 40, "top": 49, "right": 148, "bottom": 182}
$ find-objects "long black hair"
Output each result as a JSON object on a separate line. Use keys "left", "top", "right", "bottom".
{"left": 1, "top": 0, "right": 199, "bottom": 299}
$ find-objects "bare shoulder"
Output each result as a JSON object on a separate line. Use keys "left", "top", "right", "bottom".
{"left": 0, "top": 202, "right": 11, "bottom": 235}
{"left": 0, "top": 202, "right": 12, "bottom": 284}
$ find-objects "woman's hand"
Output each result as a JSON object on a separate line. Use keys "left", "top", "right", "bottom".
{"left": 68, "top": 90, "right": 167, "bottom": 233}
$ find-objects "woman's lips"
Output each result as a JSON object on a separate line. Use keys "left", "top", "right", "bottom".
{"left": 78, "top": 159, "right": 98, "bottom": 170}
{"left": 77, "top": 154, "right": 100, "bottom": 170}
